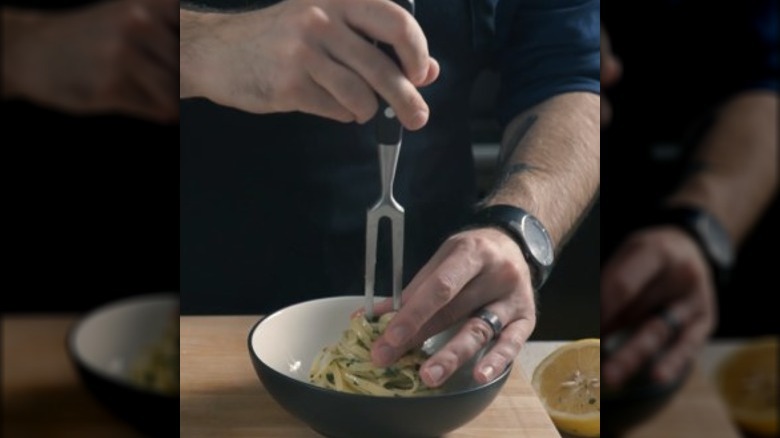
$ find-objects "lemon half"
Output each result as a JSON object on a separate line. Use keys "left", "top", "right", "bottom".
{"left": 716, "top": 337, "right": 778, "bottom": 437}
{"left": 532, "top": 338, "right": 600, "bottom": 437}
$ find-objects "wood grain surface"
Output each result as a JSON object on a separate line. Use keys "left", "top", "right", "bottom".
{"left": 2, "top": 315, "right": 143, "bottom": 438}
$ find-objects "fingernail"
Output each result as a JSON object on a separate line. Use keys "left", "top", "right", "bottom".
{"left": 480, "top": 365, "right": 495, "bottom": 382}
{"left": 426, "top": 364, "right": 444, "bottom": 385}
{"left": 387, "top": 325, "right": 409, "bottom": 346}
{"left": 374, "top": 344, "right": 394, "bottom": 366}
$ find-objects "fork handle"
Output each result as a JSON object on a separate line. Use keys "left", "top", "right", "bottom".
{"left": 376, "top": 0, "right": 414, "bottom": 145}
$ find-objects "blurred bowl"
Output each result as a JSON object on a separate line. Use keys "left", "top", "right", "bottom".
{"left": 601, "top": 331, "right": 692, "bottom": 437}
{"left": 248, "top": 296, "right": 512, "bottom": 438}
{"left": 68, "top": 292, "right": 179, "bottom": 437}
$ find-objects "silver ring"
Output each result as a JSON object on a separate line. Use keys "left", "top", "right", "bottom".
{"left": 473, "top": 309, "right": 503, "bottom": 340}
{"left": 661, "top": 309, "right": 681, "bottom": 337}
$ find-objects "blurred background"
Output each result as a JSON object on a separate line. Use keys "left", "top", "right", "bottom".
{"left": 2, "top": 1, "right": 179, "bottom": 436}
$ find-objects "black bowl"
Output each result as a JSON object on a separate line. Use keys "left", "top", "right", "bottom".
{"left": 68, "top": 293, "right": 179, "bottom": 437}
{"left": 248, "top": 296, "right": 512, "bottom": 438}
{"left": 601, "top": 333, "right": 692, "bottom": 437}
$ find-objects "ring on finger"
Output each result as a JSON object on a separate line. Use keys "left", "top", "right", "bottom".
{"left": 473, "top": 308, "right": 503, "bottom": 340}
{"left": 660, "top": 309, "right": 681, "bottom": 339}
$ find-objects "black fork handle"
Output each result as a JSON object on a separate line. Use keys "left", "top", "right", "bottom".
{"left": 375, "top": 0, "right": 415, "bottom": 145}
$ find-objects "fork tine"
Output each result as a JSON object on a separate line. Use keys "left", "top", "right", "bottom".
{"left": 390, "top": 213, "right": 404, "bottom": 311}
{"left": 364, "top": 212, "right": 379, "bottom": 319}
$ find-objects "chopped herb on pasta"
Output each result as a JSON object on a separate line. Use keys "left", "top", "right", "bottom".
{"left": 309, "top": 312, "right": 436, "bottom": 396}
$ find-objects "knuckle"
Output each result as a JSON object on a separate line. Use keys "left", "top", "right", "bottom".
{"left": 434, "top": 349, "right": 460, "bottom": 370}
{"left": 603, "top": 274, "right": 632, "bottom": 303}
{"left": 466, "top": 320, "right": 492, "bottom": 345}
{"left": 388, "top": 10, "right": 416, "bottom": 44}
{"left": 123, "top": 3, "right": 152, "bottom": 30}
{"left": 298, "top": 5, "right": 331, "bottom": 34}
{"left": 429, "top": 275, "right": 456, "bottom": 304}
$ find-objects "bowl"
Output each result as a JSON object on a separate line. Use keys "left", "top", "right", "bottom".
{"left": 248, "top": 296, "right": 512, "bottom": 438}
{"left": 601, "top": 331, "right": 692, "bottom": 437}
{"left": 68, "top": 292, "right": 179, "bottom": 437}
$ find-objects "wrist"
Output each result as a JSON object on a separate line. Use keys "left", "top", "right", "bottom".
{"left": 464, "top": 204, "right": 555, "bottom": 291}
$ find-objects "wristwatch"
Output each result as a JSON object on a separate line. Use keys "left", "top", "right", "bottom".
{"left": 467, "top": 205, "right": 555, "bottom": 290}
{"left": 648, "top": 206, "right": 734, "bottom": 289}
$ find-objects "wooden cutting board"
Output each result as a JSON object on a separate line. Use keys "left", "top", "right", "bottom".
{"left": 180, "top": 316, "right": 562, "bottom": 438}
{"left": 2, "top": 315, "right": 143, "bottom": 438}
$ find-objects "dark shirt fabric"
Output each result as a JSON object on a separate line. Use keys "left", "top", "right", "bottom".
{"left": 601, "top": 0, "right": 779, "bottom": 336}
{"left": 2, "top": 0, "right": 179, "bottom": 312}
{"left": 180, "top": 0, "right": 600, "bottom": 314}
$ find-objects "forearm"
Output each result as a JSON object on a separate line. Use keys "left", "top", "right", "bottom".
{"left": 180, "top": 8, "right": 219, "bottom": 99}
{"left": 483, "top": 92, "right": 600, "bottom": 247}
{"left": 666, "top": 91, "right": 778, "bottom": 246}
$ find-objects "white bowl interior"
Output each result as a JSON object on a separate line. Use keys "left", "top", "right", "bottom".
{"left": 251, "top": 296, "right": 485, "bottom": 392}
{"left": 72, "top": 293, "right": 178, "bottom": 384}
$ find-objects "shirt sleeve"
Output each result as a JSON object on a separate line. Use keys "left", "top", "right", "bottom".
{"left": 494, "top": 0, "right": 600, "bottom": 127}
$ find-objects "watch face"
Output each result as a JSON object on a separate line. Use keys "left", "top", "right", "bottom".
{"left": 696, "top": 214, "right": 734, "bottom": 268}
{"left": 520, "top": 215, "right": 554, "bottom": 267}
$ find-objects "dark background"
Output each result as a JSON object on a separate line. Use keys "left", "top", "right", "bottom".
{"left": 1, "top": 101, "right": 179, "bottom": 313}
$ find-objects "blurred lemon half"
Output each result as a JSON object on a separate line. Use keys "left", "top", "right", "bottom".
{"left": 532, "top": 338, "right": 600, "bottom": 437}
{"left": 716, "top": 337, "right": 778, "bottom": 437}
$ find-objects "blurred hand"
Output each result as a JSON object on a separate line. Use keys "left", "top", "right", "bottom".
{"left": 367, "top": 228, "right": 537, "bottom": 388}
{"left": 2, "top": 0, "right": 178, "bottom": 123}
{"left": 180, "top": 0, "right": 439, "bottom": 129}
{"left": 601, "top": 227, "right": 717, "bottom": 389}
{"left": 601, "top": 25, "right": 622, "bottom": 127}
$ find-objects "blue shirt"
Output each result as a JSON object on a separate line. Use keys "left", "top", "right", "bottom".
{"left": 180, "top": 0, "right": 600, "bottom": 313}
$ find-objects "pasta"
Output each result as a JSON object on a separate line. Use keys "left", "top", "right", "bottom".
{"left": 129, "top": 316, "right": 179, "bottom": 396}
{"left": 309, "top": 312, "right": 436, "bottom": 396}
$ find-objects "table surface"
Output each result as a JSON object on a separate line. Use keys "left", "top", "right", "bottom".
{"left": 2, "top": 315, "right": 144, "bottom": 438}
{"left": 3, "top": 314, "right": 750, "bottom": 438}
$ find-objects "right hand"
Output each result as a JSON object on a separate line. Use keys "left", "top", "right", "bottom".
{"left": 2, "top": 0, "right": 179, "bottom": 123}
{"left": 180, "top": 0, "right": 440, "bottom": 129}
{"left": 600, "top": 25, "right": 622, "bottom": 127}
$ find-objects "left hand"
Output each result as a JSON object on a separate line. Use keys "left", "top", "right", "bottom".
{"left": 601, "top": 226, "right": 718, "bottom": 389}
{"left": 367, "top": 228, "right": 537, "bottom": 388}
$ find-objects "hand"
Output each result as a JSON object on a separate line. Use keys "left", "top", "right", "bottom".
{"left": 180, "top": 0, "right": 439, "bottom": 129}
{"left": 601, "top": 227, "right": 717, "bottom": 389}
{"left": 367, "top": 228, "right": 537, "bottom": 388}
{"left": 2, "top": 0, "right": 179, "bottom": 123}
{"left": 600, "top": 25, "right": 622, "bottom": 127}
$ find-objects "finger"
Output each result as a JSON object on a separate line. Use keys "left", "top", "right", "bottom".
{"left": 297, "top": 76, "right": 356, "bottom": 123}
{"left": 652, "top": 317, "right": 711, "bottom": 384}
{"left": 418, "top": 303, "right": 511, "bottom": 388}
{"left": 600, "top": 26, "right": 622, "bottom": 86}
{"left": 474, "top": 316, "right": 535, "bottom": 384}
{"left": 602, "top": 306, "right": 685, "bottom": 388}
{"left": 344, "top": 0, "right": 430, "bottom": 85}
{"left": 309, "top": 51, "right": 378, "bottom": 123}
{"left": 124, "top": 1, "right": 179, "bottom": 72}
{"left": 141, "top": 0, "right": 179, "bottom": 29}
{"left": 419, "top": 57, "right": 440, "bottom": 87}
{"left": 610, "top": 246, "right": 707, "bottom": 332}
{"left": 601, "top": 96, "right": 612, "bottom": 127}
{"left": 324, "top": 23, "right": 428, "bottom": 130}
{"left": 367, "top": 229, "right": 489, "bottom": 321}
{"left": 376, "top": 238, "right": 485, "bottom": 350}
{"left": 601, "top": 237, "right": 665, "bottom": 331}
{"left": 122, "top": 48, "right": 178, "bottom": 122}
